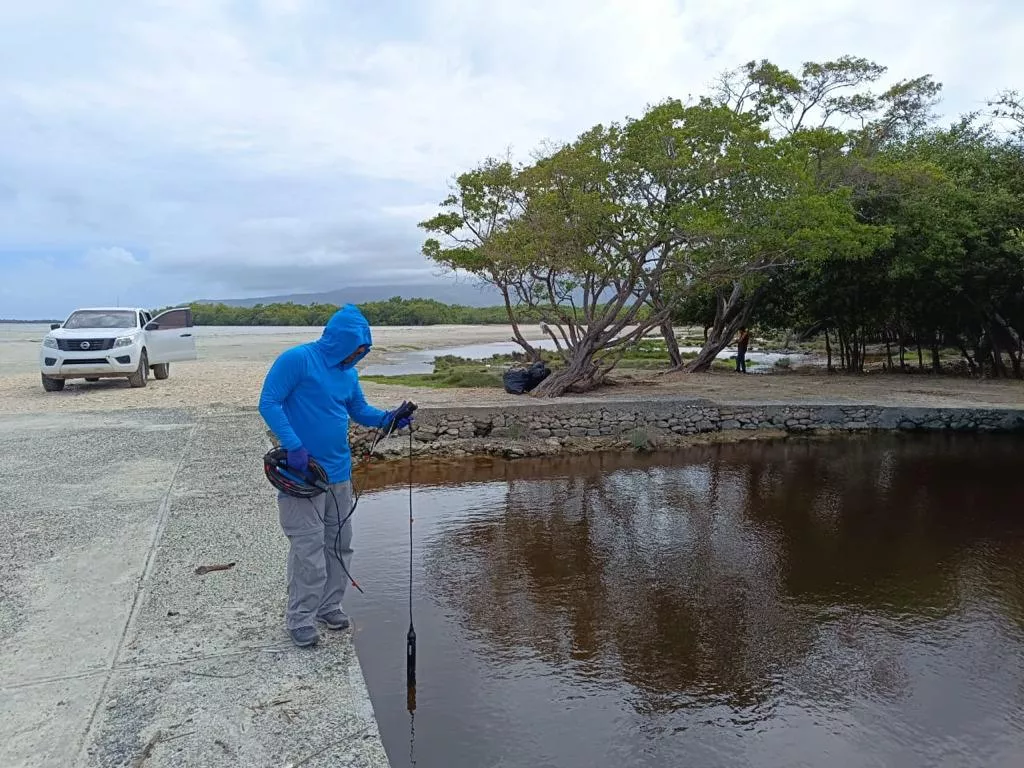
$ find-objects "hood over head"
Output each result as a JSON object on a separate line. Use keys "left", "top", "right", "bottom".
{"left": 315, "top": 304, "right": 373, "bottom": 369}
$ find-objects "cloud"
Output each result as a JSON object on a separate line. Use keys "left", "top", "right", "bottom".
{"left": 0, "top": 0, "right": 1022, "bottom": 317}
{"left": 83, "top": 246, "right": 139, "bottom": 269}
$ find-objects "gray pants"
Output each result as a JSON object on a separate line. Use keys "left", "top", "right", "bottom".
{"left": 277, "top": 481, "right": 353, "bottom": 630}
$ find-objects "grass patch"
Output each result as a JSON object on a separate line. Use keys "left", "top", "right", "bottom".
{"left": 362, "top": 338, "right": 766, "bottom": 389}
{"left": 362, "top": 353, "right": 507, "bottom": 388}
{"left": 362, "top": 369, "right": 504, "bottom": 389}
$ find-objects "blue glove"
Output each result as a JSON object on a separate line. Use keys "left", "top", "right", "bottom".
{"left": 286, "top": 446, "right": 309, "bottom": 474}
{"left": 385, "top": 401, "right": 417, "bottom": 434}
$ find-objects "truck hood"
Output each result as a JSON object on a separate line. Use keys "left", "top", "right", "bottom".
{"left": 49, "top": 328, "right": 137, "bottom": 338}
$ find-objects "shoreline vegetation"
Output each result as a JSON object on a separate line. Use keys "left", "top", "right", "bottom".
{"left": 413, "top": 55, "right": 1024, "bottom": 394}
{"left": 358, "top": 334, "right": 995, "bottom": 391}
{"left": 360, "top": 339, "right": 771, "bottom": 389}
{"left": 179, "top": 297, "right": 551, "bottom": 326}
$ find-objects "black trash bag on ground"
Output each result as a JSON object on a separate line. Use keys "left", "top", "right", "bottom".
{"left": 503, "top": 360, "right": 551, "bottom": 394}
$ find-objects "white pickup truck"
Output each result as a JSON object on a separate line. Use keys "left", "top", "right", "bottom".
{"left": 39, "top": 306, "right": 198, "bottom": 391}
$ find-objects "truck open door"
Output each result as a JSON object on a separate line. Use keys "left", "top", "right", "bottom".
{"left": 145, "top": 308, "right": 198, "bottom": 364}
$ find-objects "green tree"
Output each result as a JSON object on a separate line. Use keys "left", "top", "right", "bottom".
{"left": 421, "top": 101, "right": 790, "bottom": 395}
{"left": 420, "top": 120, "right": 675, "bottom": 396}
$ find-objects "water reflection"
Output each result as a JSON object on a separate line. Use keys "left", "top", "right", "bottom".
{"left": 352, "top": 434, "right": 1024, "bottom": 768}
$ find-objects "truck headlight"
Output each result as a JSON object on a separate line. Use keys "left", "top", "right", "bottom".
{"left": 43, "top": 337, "right": 57, "bottom": 348}
{"left": 114, "top": 336, "right": 135, "bottom": 348}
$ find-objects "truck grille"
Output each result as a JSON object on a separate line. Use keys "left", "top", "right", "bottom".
{"left": 57, "top": 338, "right": 116, "bottom": 351}
{"left": 64, "top": 358, "right": 110, "bottom": 365}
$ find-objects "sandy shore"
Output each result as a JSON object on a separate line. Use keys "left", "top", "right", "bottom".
{"left": 1, "top": 323, "right": 1022, "bottom": 414}
{"left": 0, "top": 323, "right": 543, "bottom": 413}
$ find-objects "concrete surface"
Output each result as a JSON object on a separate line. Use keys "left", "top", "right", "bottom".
{"left": 0, "top": 409, "right": 390, "bottom": 768}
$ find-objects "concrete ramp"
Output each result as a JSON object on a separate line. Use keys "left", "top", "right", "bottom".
{"left": 0, "top": 409, "right": 389, "bottom": 768}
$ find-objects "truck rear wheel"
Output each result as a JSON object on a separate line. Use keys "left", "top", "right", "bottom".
{"left": 152, "top": 363, "right": 170, "bottom": 380}
{"left": 128, "top": 351, "right": 149, "bottom": 388}
{"left": 41, "top": 374, "right": 65, "bottom": 392}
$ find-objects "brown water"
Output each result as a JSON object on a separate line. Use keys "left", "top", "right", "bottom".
{"left": 347, "top": 434, "right": 1024, "bottom": 768}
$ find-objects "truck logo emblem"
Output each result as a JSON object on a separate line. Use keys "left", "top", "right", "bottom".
{"left": 80, "top": 341, "right": 90, "bottom": 349}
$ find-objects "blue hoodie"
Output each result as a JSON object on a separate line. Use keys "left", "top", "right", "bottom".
{"left": 258, "top": 305, "right": 390, "bottom": 483}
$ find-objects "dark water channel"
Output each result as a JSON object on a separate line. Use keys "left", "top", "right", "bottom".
{"left": 347, "top": 434, "right": 1024, "bottom": 768}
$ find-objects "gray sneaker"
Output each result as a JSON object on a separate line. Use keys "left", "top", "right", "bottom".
{"left": 317, "top": 609, "right": 351, "bottom": 630}
{"left": 289, "top": 625, "right": 319, "bottom": 647}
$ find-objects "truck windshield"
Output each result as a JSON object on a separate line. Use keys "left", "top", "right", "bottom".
{"left": 62, "top": 310, "right": 137, "bottom": 329}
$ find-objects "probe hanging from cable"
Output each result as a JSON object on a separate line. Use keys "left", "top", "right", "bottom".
{"left": 406, "top": 424, "right": 417, "bottom": 710}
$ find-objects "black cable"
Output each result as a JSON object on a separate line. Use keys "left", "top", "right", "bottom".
{"left": 315, "top": 410, "right": 407, "bottom": 597}
{"left": 267, "top": 404, "right": 415, "bottom": 600}
{"left": 328, "top": 485, "right": 363, "bottom": 594}
{"left": 406, "top": 425, "right": 417, "bottom": 695}
{"left": 408, "top": 426, "right": 414, "bottom": 625}
{"left": 343, "top": 423, "right": 388, "bottom": 529}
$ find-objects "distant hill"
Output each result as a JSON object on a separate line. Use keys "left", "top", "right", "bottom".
{"left": 196, "top": 281, "right": 503, "bottom": 308}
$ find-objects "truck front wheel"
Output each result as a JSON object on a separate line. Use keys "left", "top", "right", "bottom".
{"left": 152, "top": 363, "right": 169, "bottom": 380}
{"left": 128, "top": 351, "right": 149, "bottom": 388}
{"left": 41, "top": 374, "right": 65, "bottom": 392}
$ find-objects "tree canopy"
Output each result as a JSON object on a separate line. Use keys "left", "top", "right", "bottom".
{"left": 420, "top": 54, "right": 1024, "bottom": 393}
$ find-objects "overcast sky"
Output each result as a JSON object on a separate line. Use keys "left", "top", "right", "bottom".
{"left": 1, "top": 0, "right": 1021, "bottom": 318}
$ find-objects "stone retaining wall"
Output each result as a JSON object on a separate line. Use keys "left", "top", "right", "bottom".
{"left": 349, "top": 399, "right": 1024, "bottom": 455}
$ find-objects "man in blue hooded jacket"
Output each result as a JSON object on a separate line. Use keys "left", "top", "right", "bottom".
{"left": 259, "top": 304, "right": 414, "bottom": 647}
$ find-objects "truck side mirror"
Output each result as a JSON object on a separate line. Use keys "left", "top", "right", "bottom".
{"left": 50, "top": 323, "right": 60, "bottom": 330}
{"left": 145, "top": 322, "right": 159, "bottom": 331}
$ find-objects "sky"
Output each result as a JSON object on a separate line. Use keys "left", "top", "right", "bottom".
{"left": 1, "top": 0, "right": 1021, "bottom": 319}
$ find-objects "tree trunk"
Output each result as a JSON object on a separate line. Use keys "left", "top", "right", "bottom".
{"left": 529, "top": 297, "right": 666, "bottom": 396}
{"left": 959, "top": 341, "right": 978, "bottom": 376}
{"left": 930, "top": 337, "right": 941, "bottom": 373}
{"left": 501, "top": 286, "right": 542, "bottom": 361}
{"left": 825, "top": 327, "right": 833, "bottom": 373}
{"left": 989, "top": 311, "right": 1023, "bottom": 379}
{"left": 885, "top": 331, "right": 893, "bottom": 371}
{"left": 660, "top": 320, "right": 682, "bottom": 367}
{"left": 677, "top": 281, "right": 758, "bottom": 373}
{"left": 916, "top": 338, "right": 924, "bottom": 371}
{"left": 896, "top": 309, "right": 905, "bottom": 369}
{"left": 531, "top": 349, "right": 603, "bottom": 397}
{"left": 990, "top": 332, "right": 1008, "bottom": 378}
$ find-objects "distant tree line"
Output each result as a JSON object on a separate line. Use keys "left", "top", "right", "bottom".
{"left": 419, "top": 55, "right": 1024, "bottom": 395}
{"left": 184, "top": 296, "right": 546, "bottom": 326}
